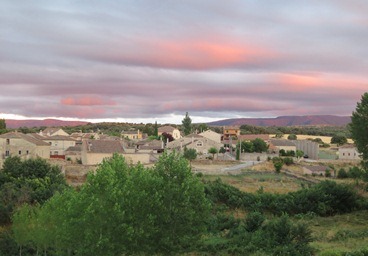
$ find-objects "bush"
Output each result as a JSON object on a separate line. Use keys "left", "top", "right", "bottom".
{"left": 348, "top": 166, "right": 364, "bottom": 179}
{"left": 283, "top": 157, "right": 294, "bottom": 166}
{"left": 337, "top": 168, "right": 348, "bottom": 179}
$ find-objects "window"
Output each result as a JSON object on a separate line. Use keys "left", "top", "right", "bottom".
{"left": 196, "top": 141, "right": 203, "bottom": 147}
{"left": 19, "top": 150, "right": 21, "bottom": 155}
{"left": 5, "top": 151, "right": 9, "bottom": 156}
{"left": 6, "top": 139, "right": 9, "bottom": 145}
{"left": 343, "top": 153, "right": 345, "bottom": 156}
{"left": 54, "top": 151, "right": 58, "bottom": 155}
{"left": 26, "top": 150, "right": 29, "bottom": 155}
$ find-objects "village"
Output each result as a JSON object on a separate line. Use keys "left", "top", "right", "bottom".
{"left": 0, "top": 124, "right": 360, "bottom": 186}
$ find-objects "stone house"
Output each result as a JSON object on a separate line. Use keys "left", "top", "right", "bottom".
{"left": 199, "top": 130, "right": 222, "bottom": 143}
{"left": 81, "top": 140, "right": 151, "bottom": 165}
{"left": 0, "top": 132, "right": 50, "bottom": 167}
{"left": 166, "top": 134, "right": 222, "bottom": 155}
{"left": 158, "top": 126, "right": 181, "bottom": 140}
{"left": 39, "top": 127, "right": 69, "bottom": 137}
{"left": 303, "top": 165, "right": 332, "bottom": 176}
{"left": 338, "top": 144, "right": 360, "bottom": 160}
{"left": 223, "top": 126, "right": 240, "bottom": 140}
{"left": 121, "top": 130, "right": 143, "bottom": 140}
{"left": 269, "top": 139, "right": 297, "bottom": 153}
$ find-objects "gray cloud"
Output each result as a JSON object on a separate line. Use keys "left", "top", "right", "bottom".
{"left": 0, "top": 0, "right": 367, "bottom": 122}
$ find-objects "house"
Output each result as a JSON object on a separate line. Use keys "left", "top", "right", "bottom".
{"left": 303, "top": 165, "right": 332, "bottom": 176}
{"left": 223, "top": 126, "right": 240, "bottom": 140}
{"left": 158, "top": 126, "right": 181, "bottom": 140}
{"left": 65, "top": 145, "right": 82, "bottom": 163}
{"left": 339, "top": 144, "right": 360, "bottom": 160}
{"left": 199, "top": 130, "right": 222, "bottom": 144}
{"left": 39, "top": 127, "right": 69, "bottom": 137}
{"left": 81, "top": 140, "right": 150, "bottom": 165}
{"left": 238, "top": 134, "right": 270, "bottom": 142}
{"left": 0, "top": 132, "right": 50, "bottom": 167}
{"left": 166, "top": 134, "right": 222, "bottom": 155}
{"left": 121, "top": 130, "right": 143, "bottom": 140}
{"left": 69, "top": 132, "right": 101, "bottom": 141}
{"left": 269, "top": 139, "right": 297, "bottom": 154}
{"left": 42, "top": 135, "right": 77, "bottom": 158}
{"left": 136, "top": 139, "right": 164, "bottom": 153}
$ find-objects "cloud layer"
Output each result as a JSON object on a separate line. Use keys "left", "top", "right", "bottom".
{"left": 1, "top": 0, "right": 367, "bottom": 123}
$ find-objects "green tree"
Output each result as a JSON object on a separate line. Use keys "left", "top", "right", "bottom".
{"left": 273, "top": 157, "right": 284, "bottom": 173}
{"left": 154, "top": 121, "right": 158, "bottom": 137}
{"left": 182, "top": 112, "right": 192, "bottom": 136}
{"left": 287, "top": 134, "right": 297, "bottom": 140}
{"left": 197, "top": 123, "right": 208, "bottom": 133}
{"left": 350, "top": 92, "right": 368, "bottom": 169}
{"left": 0, "top": 157, "right": 67, "bottom": 225}
{"left": 330, "top": 134, "right": 347, "bottom": 146}
{"left": 208, "top": 147, "right": 218, "bottom": 159}
{"left": 0, "top": 119, "right": 7, "bottom": 134}
{"left": 252, "top": 138, "right": 268, "bottom": 153}
{"left": 13, "top": 153, "right": 210, "bottom": 255}
{"left": 183, "top": 147, "right": 197, "bottom": 166}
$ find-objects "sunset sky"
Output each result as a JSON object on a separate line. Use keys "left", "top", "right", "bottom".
{"left": 1, "top": 1, "right": 367, "bottom": 124}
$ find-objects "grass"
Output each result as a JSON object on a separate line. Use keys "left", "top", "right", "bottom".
{"left": 204, "top": 168, "right": 307, "bottom": 194}
{"left": 300, "top": 210, "right": 368, "bottom": 254}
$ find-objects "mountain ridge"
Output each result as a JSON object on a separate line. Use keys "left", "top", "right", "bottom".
{"left": 207, "top": 115, "right": 351, "bottom": 127}
{"left": 5, "top": 119, "right": 89, "bottom": 129}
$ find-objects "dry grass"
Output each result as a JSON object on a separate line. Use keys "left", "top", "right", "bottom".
{"left": 271, "top": 134, "right": 353, "bottom": 144}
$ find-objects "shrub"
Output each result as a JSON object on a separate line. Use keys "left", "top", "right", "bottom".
{"left": 337, "top": 168, "right": 348, "bottom": 179}
{"left": 283, "top": 157, "right": 294, "bottom": 166}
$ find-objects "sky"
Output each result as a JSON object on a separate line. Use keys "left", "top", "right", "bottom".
{"left": 1, "top": 1, "right": 367, "bottom": 124}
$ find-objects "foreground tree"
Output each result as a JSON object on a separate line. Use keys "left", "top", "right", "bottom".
{"left": 350, "top": 92, "right": 368, "bottom": 169}
{"left": 13, "top": 153, "right": 210, "bottom": 255}
{"left": 182, "top": 112, "right": 192, "bottom": 136}
{"left": 0, "top": 157, "right": 67, "bottom": 225}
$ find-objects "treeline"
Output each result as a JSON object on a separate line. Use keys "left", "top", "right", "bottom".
{"left": 204, "top": 178, "right": 366, "bottom": 217}
{"left": 240, "top": 124, "right": 351, "bottom": 137}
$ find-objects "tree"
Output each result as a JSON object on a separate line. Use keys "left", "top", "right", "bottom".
{"left": 208, "top": 147, "right": 218, "bottom": 159}
{"left": 0, "top": 119, "right": 6, "bottom": 134}
{"left": 0, "top": 157, "right": 67, "bottom": 225}
{"left": 252, "top": 138, "right": 268, "bottom": 153}
{"left": 273, "top": 157, "right": 284, "bottom": 173}
{"left": 154, "top": 121, "right": 158, "bottom": 137}
{"left": 182, "top": 112, "right": 192, "bottom": 136}
{"left": 183, "top": 147, "right": 197, "bottom": 165}
{"left": 350, "top": 92, "right": 368, "bottom": 169}
{"left": 330, "top": 134, "right": 347, "bottom": 146}
{"left": 13, "top": 153, "right": 210, "bottom": 255}
{"left": 197, "top": 123, "right": 208, "bottom": 133}
{"left": 161, "top": 132, "right": 174, "bottom": 143}
{"left": 287, "top": 134, "right": 297, "bottom": 140}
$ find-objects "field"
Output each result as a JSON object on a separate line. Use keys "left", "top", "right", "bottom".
{"left": 201, "top": 161, "right": 368, "bottom": 255}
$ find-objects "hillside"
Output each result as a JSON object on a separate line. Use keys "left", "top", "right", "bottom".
{"left": 5, "top": 119, "right": 89, "bottom": 129}
{"left": 208, "top": 115, "right": 351, "bottom": 127}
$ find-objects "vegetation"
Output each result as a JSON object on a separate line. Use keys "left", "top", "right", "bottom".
{"left": 350, "top": 92, "right": 368, "bottom": 170}
{"left": 0, "top": 157, "right": 68, "bottom": 226}
{"left": 182, "top": 112, "right": 192, "bottom": 136}
{"left": 288, "top": 133, "right": 298, "bottom": 140}
{"left": 0, "top": 119, "right": 6, "bottom": 134}
{"left": 331, "top": 134, "right": 348, "bottom": 146}
{"left": 183, "top": 147, "right": 197, "bottom": 165}
{"left": 10, "top": 153, "right": 210, "bottom": 255}
{"left": 208, "top": 147, "right": 218, "bottom": 159}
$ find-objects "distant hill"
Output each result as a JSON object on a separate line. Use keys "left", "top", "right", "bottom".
{"left": 5, "top": 119, "right": 89, "bottom": 129}
{"left": 208, "top": 115, "right": 351, "bottom": 127}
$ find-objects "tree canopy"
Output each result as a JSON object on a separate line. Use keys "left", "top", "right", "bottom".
{"left": 12, "top": 152, "right": 210, "bottom": 255}
{"left": 350, "top": 92, "right": 368, "bottom": 169}
{"left": 182, "top": 112, "right": 192, "bottom": 136}
{"left": 0, "top": 157, "right": 67, "bottom": 225}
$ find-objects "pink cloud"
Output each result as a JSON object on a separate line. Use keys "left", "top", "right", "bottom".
{"left": 60, "top": 96, "right": 116, "bottom": 106}
{"left": 76, "top": 37, "right": 278, "bottom": 70}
